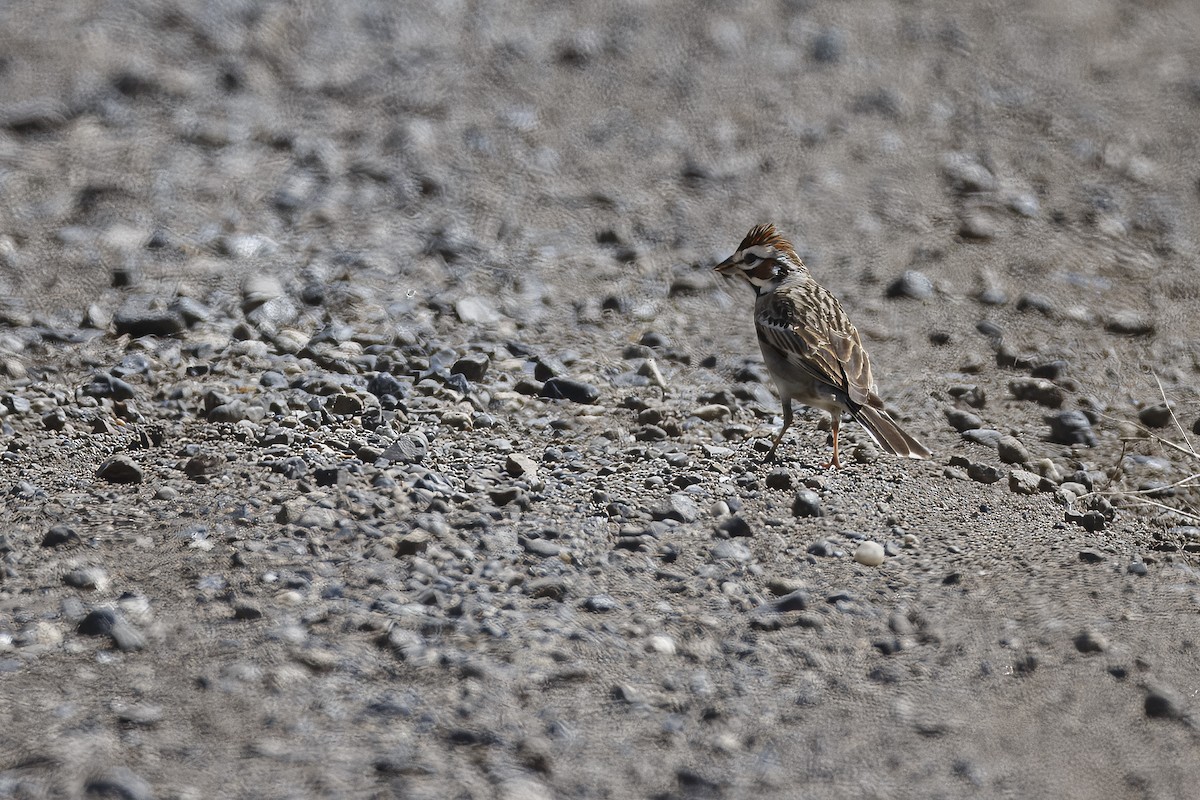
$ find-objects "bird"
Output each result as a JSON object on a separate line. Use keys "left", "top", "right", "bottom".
{"left": 713, "top": 223, "right": 931, "bottom": 468}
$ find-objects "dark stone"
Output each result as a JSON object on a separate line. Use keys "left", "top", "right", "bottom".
{"left": 113, "top": 310, "right": 186, "bottom": 338}
{"left": 792, "top": 489, "right": 823, "bottom": 518}
{"left": 77, "top": 608, "right": 118, "bottom": 636}
{"left": 947, "top": 385, "right": 987, "bottom": 408}
{"left": 314, "top": 467, "right": 348, "bottom": 487}
{"left": 1047, "top": 411, "right": 1097, "bottom": 446}
{"left": 976, "top": 320, "right": 1004, "bottom": 339}
{"left": 996, "top": 435, "right": 1030, "bottom": 464}
{"left": 83, "top": 767, "right": 153, "bottom": 800}
{"left": 540, "top": 377, "right": 600, "bottom": 404}
{"left": 807, "top": 539, "right": 836, "bottom": 557}
{"left": 82, "top": 373, "right": 137, "bottom": 400}
{"left": 96, "top": 455, "right": 143, "bottom": 484}
{"left": 1009, "top": 378, "right": 1064, "bottom": 408}
{"left": 183, "top": 452, "right": 224, "bottom": 479}
{"left": 1030, "top": 360, "right": 1068, "bottom": 381}
{"left": 42, "top": 524, "right": 81, "bottom": 547}
{"left": 366, "top": 372, "right": 410, "bottom": 399}
{"left": 451, "top": 354, "right": 489, "bottom": 382}
{"left": 1105, "top": 311, "right": 1155, "bottom": 336}
{"left": 716, "top": 515, "right": 752, "bottom": 538}
{"left": 764, "top": 469, "right": 793, "bottom": 490}
{"left": 1016, "top": 293, "right": 1055, "bottom": 314}
{"left": 488, "top": 486, "right": 524, "bottom": 506}
{"left": 770, "top": 590, "right": 810, "bottom": 612}
{"left": 233, "top": 602, "right": 263, "bottom": 621}
{"left": 1138, "top": 403, "right": 1173, "bottom": 429}
{"left": 886, "top": 270, "right": 934, "bottom": 300}
{"left": 945, "top": 408, "right": 984, "bottom": 432}
{"left": 1078, "top": 549, "right": 1106, "bottom": 564}
{"left": 1144, "top": 685, "right": 1186, "bottom": 720}
{"left": 967, "top": 463, "right": 1001, "bottom": 484}
{"left": 582, "top": 594, "right": 618, "bottom": 613}
{"left": 810, "top": 27, "right": 846, "bottom": 64}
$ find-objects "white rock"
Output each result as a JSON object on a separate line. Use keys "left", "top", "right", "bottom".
{"left": 646, "top": 634, "right": 677, "bottom": 655}
{"left": 853, "top": 541, "right": 886, "bottom": 567}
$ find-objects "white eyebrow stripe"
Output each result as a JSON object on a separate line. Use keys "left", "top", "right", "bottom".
{"left": 743, "top": 245, "right": 775, "bottom": 260}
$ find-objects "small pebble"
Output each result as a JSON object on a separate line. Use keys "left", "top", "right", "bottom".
{"left": 853, "top": 541, "right": 885, "bottom": 567}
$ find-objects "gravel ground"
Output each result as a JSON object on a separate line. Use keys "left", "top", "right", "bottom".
{"left": 3, "top": 1, "right": 1200, "bottom": 798}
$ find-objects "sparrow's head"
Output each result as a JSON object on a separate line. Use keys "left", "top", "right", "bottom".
{"left": 713, "top": 224, "right": 805, "bottom": 293}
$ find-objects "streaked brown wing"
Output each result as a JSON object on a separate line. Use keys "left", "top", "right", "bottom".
{"left": 755, "top": 282, "right": 876, "bottom": 407}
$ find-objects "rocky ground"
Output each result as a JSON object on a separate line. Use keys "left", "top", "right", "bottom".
{"left": 3, "top": 1, "right": 1200, "bottom": 798}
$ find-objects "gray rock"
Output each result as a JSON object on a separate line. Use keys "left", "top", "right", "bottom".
{"left": 380, "top": 433, "right": 428, "bottom": 464}
{"left": 1105, "top": 311, "right": 1155, "bottom": 336}
{"left": 1008, "top": 378, "right": 1064, "bottom": 408}
{"left": 583, "top": 594, "right": 618, "bottom": 613}
{"left": 42, "top": 525, "right": 81, "bottom": 547}
{"left": 1016, "top": 293, "right": 1055, "bottom": 315}
{"left": 997, "top": 435, "right": 1030, "bottom": 464}
{"left": 940, "top": 152, "right": 996, "bottom": 193}
{"left": 540, "top": 377, "right": 600, "bottom": 404}
{"left": 1030, "top": 360, "right": 1069, "bottom": 381}
{"left": 959, "top": 212, "right": 997, "bottom": 240}
{"left": 488, "top": 486, "right": 524, "bottom": 506}
{"left": 1008, "top": 469, "right": 1041, "bottom": 495}
{"left": 77, "top": 608, "right": 118, "bottom": 636}
{"left": 96, "top": 455, "right": 143, "bottom": 484}
{"left": 506, "top": 453, "right": 539, "bottom": 479}
{"left": 810, "top": 27, "right": 846, "bottom": 64}
{"left": 64, "top": 566, "right": 108, "bottom": 590}
{"left": 113, "top": 309, "right": 186, "bottom": 338}
{"left": 711, "top": 540, "right": 751, "bottom": 562}
{"left": 1138, "top": 403, "right": 1173, "bottom": 428}
{"left": 945, "top": 386, "right": 984, "bottom": 410}
{"left": 886, "top": 270, "right": 934, "bottom": 300}
{"left": 716, "top": 515, "right": 753, "bottom": 538}
{"left": 1047, "top": 411, "right": 1097, "bottom": 446}
{"left": 978, "top": 287, "right": 1008, "bottom": 305}
{"left": 962, "top": 429, "right": 1002, "bottom": 447}
{"left": 241, "top": 275, "right": 285, "bottom": 312}
{"left": 83, "top": 767, "right": 154, "bottom": 800}
{"left": 1144, "top": 684, "right": 1187, "bottom": 720}
{"left": 945, "top": 408, "right": 984, "bottom": 431}
{"left": 967, "top": 463, "right": 1002, "bottom": 484}
{"left": 455, "top": 296, "right": 501, "bottom": 325}
{"left": 792, "top": 489, "right": 823, "bottom": 517}
{"left": 768, "top": 589, "right": 810, "bottom": 612}
{"left": 765, "top": 469, "right": 793, "bottom": 490}
{"left": 521, "top": 537, "right": 561, "bottom": 558}
{"left": 653, "top": 493, "right": 699, "bottom": 523}
{"left": 1073, "top": 629, "right": 1108, "bottom": 653}
{"left": 83, "top": 373, "right": 137, "bottom": 400}
{"left": 452, "top": 353, "right": 489, "bottom": 381}
{"left": 396, "top": 531, "right": 430, "bottom": 556}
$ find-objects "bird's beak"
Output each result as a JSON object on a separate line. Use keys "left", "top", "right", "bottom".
{"left": 713, "top": 255, "right": 739, "bottom": 275}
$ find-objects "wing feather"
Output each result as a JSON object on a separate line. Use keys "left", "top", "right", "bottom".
{"left": 755, "top": 280, "right": 878, "bottom": 408}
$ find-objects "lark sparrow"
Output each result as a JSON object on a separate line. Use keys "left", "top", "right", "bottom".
{"left": 714, "top": 224, "right": 931, "bottom": 468}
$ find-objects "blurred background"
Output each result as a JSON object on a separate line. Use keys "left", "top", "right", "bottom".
{"left": 1, "top": 0, "right": 1198, "bottom": 423}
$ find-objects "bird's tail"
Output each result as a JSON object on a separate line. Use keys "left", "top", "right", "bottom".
{"left": 852, "top": 405, "right": 932, "bottom": 460}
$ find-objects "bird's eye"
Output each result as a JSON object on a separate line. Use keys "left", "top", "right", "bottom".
{"left": 744, "top": 255, "right": 760, "bottom": 266}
